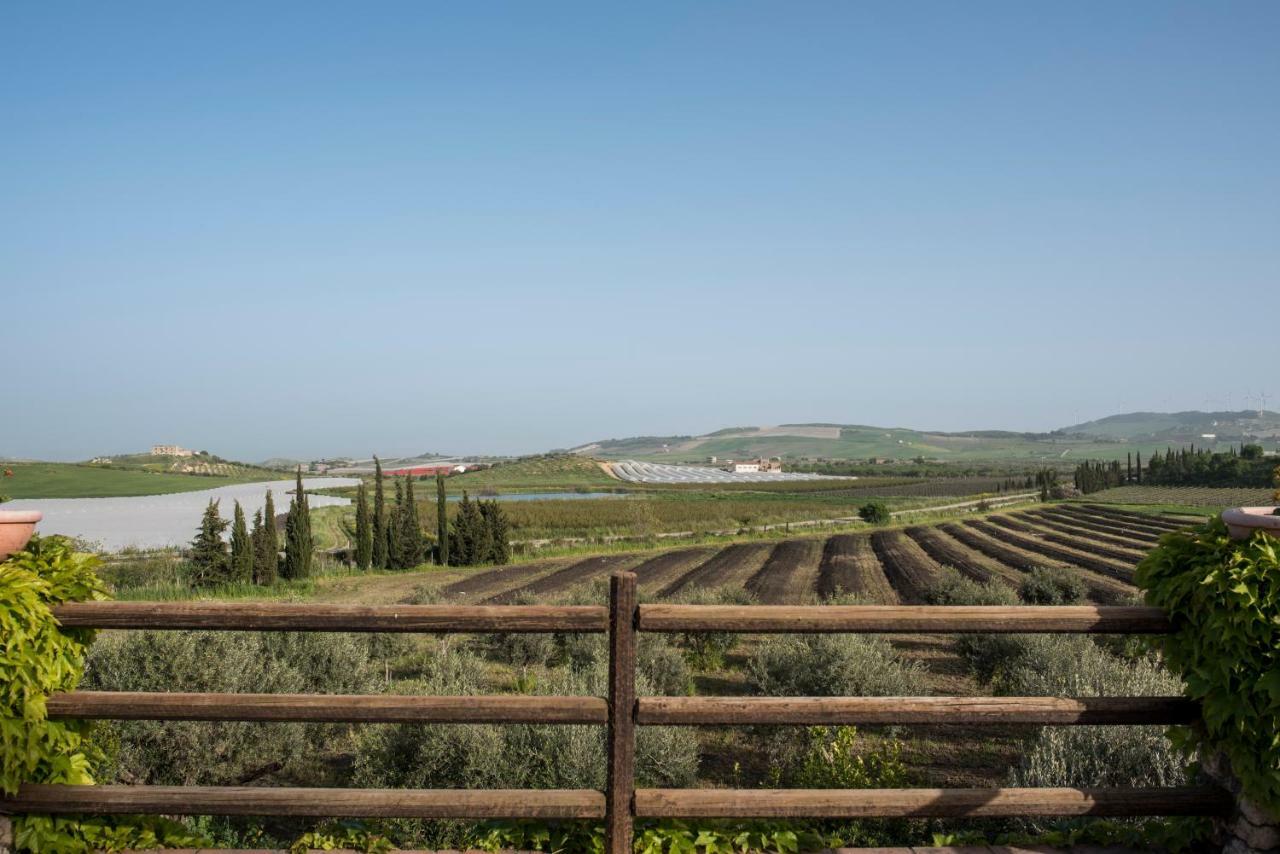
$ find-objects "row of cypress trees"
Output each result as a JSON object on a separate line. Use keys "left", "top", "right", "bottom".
{"left": 189, "top": 468, "right": 311, "bottom": 587}
{"left": 350, "top": 459, "right": 510, "bottom": 569}
{"left": 353, "top": 457, "right": 428, "bottom": 570}
{"left": 448, "top": 491, "right": 510, "bottom": 566}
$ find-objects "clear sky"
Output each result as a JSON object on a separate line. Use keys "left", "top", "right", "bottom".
{"left": 3, "top": 2, "right": 1277, "bottom": 461}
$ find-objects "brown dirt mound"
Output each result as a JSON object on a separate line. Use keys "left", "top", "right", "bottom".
{"left": 870, "top": 530, "right": 942, "bottom": 604}
{"left": 745, "top": 540, "right": 821, "bottom": 604}
{"left": 486, "top": 554, "right": 640, "bottom": 603}
{"left": 659, "top": 543, "right": 772, "bottom": 598}
{"left": 815, "top": 534, "right": 897, "bottom": 603}
{"left": 964, "top": 519, "right": 1134, "bottom": 584}
{"left": 904, "top": 525, "right": 1022, "bottom": 587}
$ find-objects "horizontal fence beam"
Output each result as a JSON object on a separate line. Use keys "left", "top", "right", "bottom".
{"left": 47, "top": 691, "right": 608, "bottom": 724}
{"left": 633, "top": 786, "right": 1231, "bottom": 818}
{"left": 51, "top": 602, "right": 608, "bottom": 633}
{"left": 0, "top": 785, "right": 605, "bottom": 819}
{"left": 637, "top": 605, "right": 1172, "bottom": 634}
{"left": 636, "top": 696, "right": 1198, "bottom": 726}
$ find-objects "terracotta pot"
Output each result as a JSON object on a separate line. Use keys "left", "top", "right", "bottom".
{"left": 1221, "top": 507, "right": 1280, "bottom": 540}
{"left": 0, "top": 509, "right": 42, "bottom": 560}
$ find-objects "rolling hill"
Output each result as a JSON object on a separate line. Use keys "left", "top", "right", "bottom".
{"left": 576, "top": 412, "right": 1280, "bottom": 464}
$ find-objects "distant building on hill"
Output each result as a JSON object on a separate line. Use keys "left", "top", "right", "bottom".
{"left": 151, "top": 444, "right": 195, "bottom": 457}
{"left": 722, "top": 457, "right": 783, "bottom": 474}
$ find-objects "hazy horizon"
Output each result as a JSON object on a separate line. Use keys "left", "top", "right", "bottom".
{"left": 5, "top": 3, "right": 1277, "bottom": 461}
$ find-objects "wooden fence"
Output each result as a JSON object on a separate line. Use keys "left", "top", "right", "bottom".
{"left": 0, "top": 573, "right": 1232, "bottom": 854}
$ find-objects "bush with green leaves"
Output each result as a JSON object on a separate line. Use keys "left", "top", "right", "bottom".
{"left": 924, "top": 567, "right": 1018, "bottom": 606}
{"left": 1, "top": 535, "right": 211, "bottom": 853}
{"left": 920, "top": 567, "right": 1025, "bottom": 682}
{"left": 788, "top": 725, "right": 907, "bottom": 789}
{"left": 748, "top": 633, "right": 928, "bottom": 697}
{"left": 352, "top": 647, "right": 699, "bottom": 849}
{"left": 668, "top": 585, "right": 756, "bottom": 670}
{"left": 1018, "top": 566, "right": 1088, "bottom": 605}
{"left": 995, "top": 634, "right": 1187, "bottom": 790}
{"left": 1136, "top": 516, "right": 1280, "bottom": 813}
{"left": 86, "top": 628, "right": 376, "bottom": 786}
{"left": 858, "top": 500, "right": 891, "bottom": 524}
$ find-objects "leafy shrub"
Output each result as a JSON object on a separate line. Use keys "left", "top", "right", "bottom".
{"left": 1018, "top": 566, "right": 1088, "bottom": 605}
{"left": 85, "top": 631, "right": 308, "bottom": 786}
{"left": 995, "top": 635, "right": 1188, "bottom": 789}
{"left": 858, "top": 501, "right": 891, "bottom": 524}
{"left": 921, "top": 568, "right": 1023, "bottom": 682}
{"left": 788, "top": 726, "right": 906, "bottom": 789}
{"left": 749, "top": 634, "right": 928, "bottom": 697}
{"left": 352, "top": 650, "right": 699, "bottom": 849}
{"left": 924, "top": 567, "right": 1018, "bottom": 606}
{"left": 1137, "top": 516, "right": 1280, "bottom": 811}
{"left": 667, "top": 585, "right": 755, "bottom": 670}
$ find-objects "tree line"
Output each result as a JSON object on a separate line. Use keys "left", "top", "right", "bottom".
{"left": 1074, "top": 444, "right": 1275, "bottom": 493}
{"left": 190, "top": 467, "right": 312, "bottom": 587}
{"left": 350, "top": 457, "right": 510, "bottom": 570}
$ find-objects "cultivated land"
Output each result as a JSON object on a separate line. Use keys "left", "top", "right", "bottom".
{"left": 94, "top": 499, "right": 1199, "bottom": 799}
{"left": 0, "top": 460, "right": 285, "bottom": 499}
{"left": 1080, "top": 485, "right": 1276, "bottom": 508}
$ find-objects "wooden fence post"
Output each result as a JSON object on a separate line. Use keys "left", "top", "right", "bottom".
{"left": 606, "top": 572, "right": 637, "bottom": 854}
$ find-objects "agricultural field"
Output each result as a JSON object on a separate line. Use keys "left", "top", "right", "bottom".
{"left": 446, "top": 454, "right": 620, "bottom": 491}
{"left": 398, "top": 501, "right": 1192, "bottom": 607}
{"left": 1081, "top": 485, "right": 1276, "bottom": 508}
{"left": 86, "top": 497, "right": 1202, "bottom": 850}
{"left": 0, "top": 461, "right": 284, "bottom": 499}
{"left": 586, "top": 423, "right": 1215, "bottom": 465}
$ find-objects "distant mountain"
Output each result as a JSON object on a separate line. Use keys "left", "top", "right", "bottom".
{"left": 577, "top": 412, "right": 1280, "bottom": 464}
{"left": 1062, "top": 410, "right": 1280, "bottom": 443}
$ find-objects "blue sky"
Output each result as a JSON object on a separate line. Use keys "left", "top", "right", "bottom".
{"left": 3, "top": 2, "right": 1277, "bottom": 461}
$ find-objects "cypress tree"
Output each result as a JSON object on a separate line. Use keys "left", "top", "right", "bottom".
{"left": 450, "top": 491, "right": 481, "bottom": 565}
{"left": 229, "top": 500, "right": 253, "bottom": 583}
{"left": 355, "top": 481, "right": 373, "bottom": 570}
{"left": 397, "top": 474, "right": 425, "bottom": 568}
{"left": 436, "top": 473, "right": 449, "bottom": 566}
{"left": 1136, "top": 451, "right": 1142, "bottom": 484}
{"left": 263, "top": 490, "right": 279, "bottom": 569}
{"left": 190, "top": 499, "right": 229, "bottom": 587}
{"left": 251, "top": 508, "right": 277, "bottom": 585}
{"left": 283, "top": 467, "right": 313, "bottom": 579}
{"left": 387, "top": 478, "right": 405, "bottom": 569}
{"left": 372, "top": 456, "right": 387, "bottom": 569}
{"left": 485, "top": 500, "right": 510, "bottom": 565}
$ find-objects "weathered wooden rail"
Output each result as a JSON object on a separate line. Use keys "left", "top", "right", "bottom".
{"left": 0, "top": 575, "right": 1230, "bottom": 854}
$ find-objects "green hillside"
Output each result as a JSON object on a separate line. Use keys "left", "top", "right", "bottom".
{"left": 1062, "top": 409, "right": 1280, "bottom": 443}
{"left": 581, "top": 415, "right": 1280, "bottom": 465}
{"left": 0, "top": 461, "right": 283, "bottom": 499}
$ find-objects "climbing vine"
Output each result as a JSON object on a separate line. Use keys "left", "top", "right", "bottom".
{"left": 1136, "top": 517, "right": 1280, "bottom": 815}
{"left": 0, "top": 535, "right": 208, "bottom": 853}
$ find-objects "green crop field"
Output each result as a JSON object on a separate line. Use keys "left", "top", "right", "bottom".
{"left": 591, "top": 425, "right": 1220, "bottom": 465}
{"left": 1081, "top": 485, "right": 1276, "bottom": 508}
{"left": 447, "top": 455, "right": 621, "bottom": 491}
{"left": 0, "top": 462, "right": 282, "bottom": 499}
